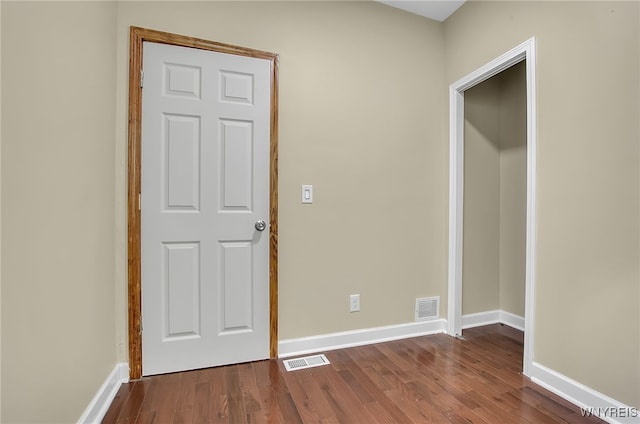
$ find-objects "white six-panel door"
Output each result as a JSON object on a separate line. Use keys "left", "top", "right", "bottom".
{"left": 141, "top": 42, "right": 271, "bottom": 375}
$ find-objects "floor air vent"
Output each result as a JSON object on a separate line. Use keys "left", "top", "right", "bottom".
{"left": 415, "top": 296, "right": 439, "bottom": 321}
{"left": 283, "top": 354, "right": 330, "bottom": 372}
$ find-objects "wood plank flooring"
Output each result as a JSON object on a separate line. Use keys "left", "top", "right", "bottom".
{"left": 102, "top": 324, "right": 603, "bottom": 423}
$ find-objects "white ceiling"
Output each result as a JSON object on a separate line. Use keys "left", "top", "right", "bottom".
{"left": 377, "top": 1, "right": 466, "bottom": 22}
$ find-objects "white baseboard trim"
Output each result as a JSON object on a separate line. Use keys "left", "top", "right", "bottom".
{"left": 530, "top": 362, "right": 638, "bottom": 424}
{"left": 78, "top": 362, "right": 129, "bottom": 424}
{"left": 278, "top": 319, "right": 446, "bottom": 358}
{"left": 462, "top": 309, "right": 525, "bottom": 331}
{"left": 499, "top": 310, "right": 525, "bottom": 331}
{"left": 462, "top": 310, "right": 501, "bottom": 329}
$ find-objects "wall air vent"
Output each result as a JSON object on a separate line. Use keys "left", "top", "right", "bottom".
{"left": 415, "top": 296, "right": 440, "bottom": 321}
{"left": 283, "top": 354, "right": 330, "bottom": 372}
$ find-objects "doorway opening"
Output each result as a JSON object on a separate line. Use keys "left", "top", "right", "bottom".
{"left": 447, "top": 38, "right": 537, "bottom": 376}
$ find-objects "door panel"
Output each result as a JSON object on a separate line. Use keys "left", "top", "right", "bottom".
{"left": 164, "top": 242, "right": 200, "bottom": 338}
{"left": 165, "top": 114, "right": 200, "bottom": 211}
{"left": 220, "top": 241, "right": 253, "bottom": 332}
{"left": 141, "top": 41, "right": 270, "bottom": 376}
{"left": 221, "top": 119, "right": 253, "bottom": 209}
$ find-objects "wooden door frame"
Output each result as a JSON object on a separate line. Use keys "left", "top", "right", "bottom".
{"left": 127, "top": 26, "right": 279, "bottom": 380}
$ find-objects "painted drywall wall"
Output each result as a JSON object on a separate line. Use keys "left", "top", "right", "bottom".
{"left": 462, "top": 62, "right": 526, "bottom": 318}
{"left": 462, "top": 75, "right": 501, "bottom": 315}
{"left": 113, "top": 1, "right": 448, "bottom": 356}
{"left": 0, "top": 2, "right": 3, "bottom": 419}
{"left": 2, "top": 1, "right": 637, "bottom": 421}
{"left": 1, "top": 1, "right": 447, "bottom": 420}
{"left": 445, "top": 0, "right": 640, "bottom": 407}
{"left": 498, "top": 63, "right": 526, "bottom": 317}
{"left": 1, "top": 2, "right": 118, "bottom": 422}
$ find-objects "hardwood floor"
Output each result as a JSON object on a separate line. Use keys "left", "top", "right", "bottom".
{"left": 102, "top": 324, "right": 603, "bottom": 423}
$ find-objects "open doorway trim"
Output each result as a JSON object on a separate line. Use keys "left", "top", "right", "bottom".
{"left": 127, "top": 26, "right": 279, "bottom": 380}
{"left": 447, "top": 38, "right": 537, "bottom": 376}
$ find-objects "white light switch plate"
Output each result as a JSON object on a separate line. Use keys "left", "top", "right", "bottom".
{"left": 350, "top": 294, "right": 360, "bottom": 312}
{"left": 302, "top": 185, "right": 313, "bottom": 204}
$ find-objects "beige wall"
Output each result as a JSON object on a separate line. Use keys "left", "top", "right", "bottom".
{"left": 1, "top": 1, "right": 638, "bottom": 421}
{"left": 462, "top": 62, "right": 526, "bottom": 317}
{"left": 1, "top": 2, "right": 118, "bottom": 422}
{"left": 113, "top": 1, "right": 448, "bottom": 351}
{"left": 463, "top": 75, "right": 501, "bottom": 314}
{"left": 0, "top": 1, "right": 3, "bottom": 418}
{"left": 446, "top": 0, "right": 640, "bottom": 407}
{"left": 3, "top": 1, "right": 448, "bottom": 421}
{"left": 498, "top": 63, "right": 526, "bottom": 317}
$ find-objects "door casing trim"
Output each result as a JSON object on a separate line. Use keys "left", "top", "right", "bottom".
{"left": 447, "top": 37, "right": 536, "bottom": 376}
{"left": 127, "top": 26, "right": 279, "bottom": 380}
